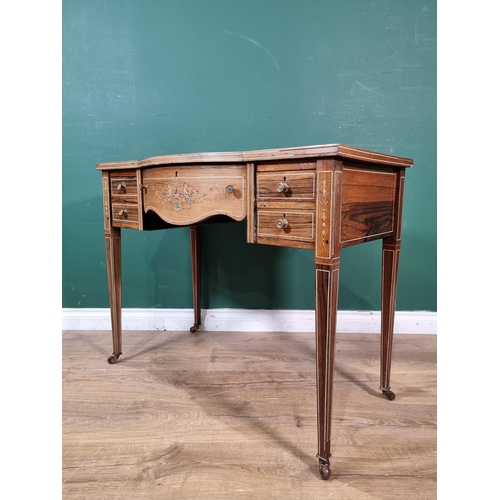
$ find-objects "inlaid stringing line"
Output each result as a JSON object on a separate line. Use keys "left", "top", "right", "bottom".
{"left": 339, "top": 146, "right": 412, "bottom": 166}
{"left": 334, "top": 170, "right": 342, "bottom": 258}
{"left": 342, "top": 231, "right": 393, "bottom": 244}
{"left": 315, "top": 268, "right": 332, "bottom": 455}
{"left": 108, "top": 237, "right": 118, "bottom": 351}
{"left": 144, "top": 206, "right": 246, "bottom": 224}
{"left": 397, "top": 176, "right": 405, "bottom": 241}
{"left": 381, "top": 248, "right": 398, "bottom": 389}
{"left": 344, "top": 168, "right": 397, "bottom": 176}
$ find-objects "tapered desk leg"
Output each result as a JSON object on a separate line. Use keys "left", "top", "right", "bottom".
{"left": 380, "top": 240, "right": 400, "bottom": 400}
{"left": 315, "top": 262, "right": 340, "bottom": 480}
{"left": 190, "top": 225, "right": 202, "bottom": 333}
{"left": 105, "top": 226, "right": 122, "bottom": 364}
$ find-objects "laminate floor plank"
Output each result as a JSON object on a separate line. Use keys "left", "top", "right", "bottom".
{"left": 63, "top": 330, "right": 436, "bottom": 499}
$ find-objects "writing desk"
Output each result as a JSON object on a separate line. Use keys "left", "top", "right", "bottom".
{"left": 97, "top": 144, "right": 412, "bottom": 480}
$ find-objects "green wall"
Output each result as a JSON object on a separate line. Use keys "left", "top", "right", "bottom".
{"left": 62, "top": 0, "right": 436, "bottom": 312}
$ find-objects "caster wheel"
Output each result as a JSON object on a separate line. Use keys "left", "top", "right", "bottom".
{"left": 319, "top": 463, "right": 330, "bottom": 480}
{"left": 190, "top": 325, "right": 198, "bottom": 333}
{"left": 383, "top": 389, "right": 396, "bottom": 401}
{"left": 107, "top": 354, "right": 120, "bottom": 364}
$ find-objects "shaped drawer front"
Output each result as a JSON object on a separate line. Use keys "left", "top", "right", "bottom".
{"left": 142, "top": 165, "right": 246, "bottom": 225}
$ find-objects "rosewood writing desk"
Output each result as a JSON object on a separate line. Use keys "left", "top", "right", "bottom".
{"left": 97, "top": 144, "right": 412, "bottom": 480}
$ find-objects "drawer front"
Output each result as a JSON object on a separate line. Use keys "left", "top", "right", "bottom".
{"left": 142, "top": 165, "right": 246, "bottom": 225}
{"left": 257, "top": 210, "right": 315, "bottom": 241}
{"left": 256, "top": 171, "right": 315, "bottom": 200}
{"left": 110, "top": 176, "right": 138, "bottom": 196}
{"left": 111, "top": 203, "right": 139, "bottom": 228}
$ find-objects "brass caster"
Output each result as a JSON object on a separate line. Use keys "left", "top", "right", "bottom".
{"left": 319, "top": 462, "right": 330, "bottom": 480}
{"left": 107, "top": 353, "right": 121, "bottom": 364}
{"left": 190, "top": 324, "right": 199, "bottom": 333}
{"left": 382, "top": 389, "right": 396, "bottom": 401}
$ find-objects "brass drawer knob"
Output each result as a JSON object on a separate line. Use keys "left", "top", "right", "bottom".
{"left": 225, "top": 185, "right": 235, "bottom": 194}
{"left": 117, "top": 183, "right": 126, "bottom": 192}
{"left": 276, "top": 181, "right": 289, "bottom": 193}
{"left": 118, "top": 209, "right": 128, "bottom": 217}
{"left": 276, "top": 218, "right": 288, "bottom": 229}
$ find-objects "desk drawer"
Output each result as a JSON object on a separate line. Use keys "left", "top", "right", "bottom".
{"left": 112, "top": 203, "right": 139, "bottom": 228}
{"left": 110, "top": 176, "right": 138, "bottom": 196}
{"left": 257, "top": 210, "right": 315, "bottom": 241}
{"left": 109, "top": 170, "right": 140, "bottom": 229}
{"left": 142, "top": 165, "right": 246, "bottom": 225}
{"left": 256, "top": 171, "right": 315, "bottom": 200}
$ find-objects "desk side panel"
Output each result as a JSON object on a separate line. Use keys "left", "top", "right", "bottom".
{"left": 341, "top": 164, "right": 397, "bottom": 246}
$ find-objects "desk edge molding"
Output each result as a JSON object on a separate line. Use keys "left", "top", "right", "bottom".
{"left": 96, "top": 144, "right": 413, "bottom": 170}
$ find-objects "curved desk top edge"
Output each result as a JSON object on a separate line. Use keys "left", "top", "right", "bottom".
{"left": 96, "top": 143, "right": 413, "bottom": 170}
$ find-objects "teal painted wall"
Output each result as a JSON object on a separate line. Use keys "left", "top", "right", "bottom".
{"left": 62, "top": 0, "right": 436, "bottom": 312}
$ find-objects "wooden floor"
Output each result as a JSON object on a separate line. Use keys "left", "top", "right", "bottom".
{"left": 62, "top": 330, "right": 436, "bottom": 499}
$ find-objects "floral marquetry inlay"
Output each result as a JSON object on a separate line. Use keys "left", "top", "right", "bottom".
{"left": 150, "top": 182, "right": 222, "bottom": 212}
{"left": 316, "top": 172, "right": 333, "bottom": 259}
{"left": 320, "top": 178, "right": 329, "bottom": 242}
